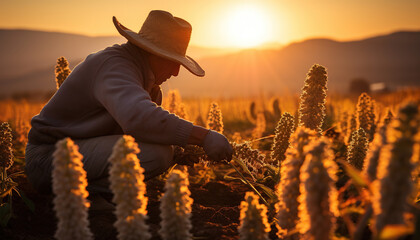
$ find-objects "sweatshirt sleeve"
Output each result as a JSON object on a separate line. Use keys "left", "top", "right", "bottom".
{"left": 93, "top": 56, "right": 193, "bottom": 146}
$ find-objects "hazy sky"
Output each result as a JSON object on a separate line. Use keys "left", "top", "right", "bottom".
{"left": 1, "top": 0, "right": 419, "bottom": 48}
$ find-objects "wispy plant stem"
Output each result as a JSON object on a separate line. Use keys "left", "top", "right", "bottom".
{"left": 249, "top": 135, "right": 275, "bottom": 143}
{"left": 227, "top": 161, "right": 269, "bottom": 206}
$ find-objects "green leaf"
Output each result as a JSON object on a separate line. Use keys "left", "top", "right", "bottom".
{"left": 378, "top": 224, "right": 414, "bottom": 239}
{"left": 0, "top": 203, "right": 12, "bottom": 228}
{"left": 253, "top": 182, "right": 277, "bottom": 201}
{"left": 224, "top": 175, "right": 248, "bottom": 185}
{"left": 232, "top": 157, "right": 256, "bottom": 181}
{"left": 227, "top": 161, "right": 270, "bottom": 206}
{"left": 263, "top": 164, "right": 278, "bottom": 176}
{"left": 8, "top": 171, "right": 24, "bottom": 178}
{"left": 0, "top": 185, "right": 14, "bottom": 198}
{"left": 18, "top": 189, "right": 35, "bottom": 213}
{"left": 340, "top": 206, "right": 365, "bottom": 215}
{"left": 337, "top": 159, "right": 370, "bottom": 189}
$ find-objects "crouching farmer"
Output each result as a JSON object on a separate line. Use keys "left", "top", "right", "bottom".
{"left": 25, "top": 10, "right": 233, "bottom": 197}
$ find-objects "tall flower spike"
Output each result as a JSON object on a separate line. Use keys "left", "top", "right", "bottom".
{"left": 167, "top": 89, "right": 181, "bottom": 114}
{"left": 159, "top": 169, "right": 193, "bottom": 240}
{"left": 271, "top": 112, "right": 295, "bottom": 167}
{"left": 177, "top": 102, "right": 189, "bottom": 120}
{"left": 298, "top": 138, "right": 339, "bottom": 240}
{"left": 298, "top": 64, "right": 328, "bottom": 134}
{"left": 52, "top": 138, "right": 93, "bottom": 240}
{"left": 206, "top": 102, "right": 224, "bottom": 133}
{"left": 55, "top": 56, "right": 71, "bottom": 89}
{"left": 108, "top": 135, "right": 150, "bottom": 240}
{"left": 0, "top": 122, "right": 14, "bottom": 170}
{"left": 238, "top": 192, "right": 270, "bottom": 240}
{"left": 356, "top": 92, "right": 376, "bottom": 141}
{"left": 291, "top": 127, "right": 318, "bottom": 156}
{"left": 372, "top": 103, "right": 419, "bottom": 235}
{"left": 363, "top": 114, "right": 392, "bottom": 182}
{"left": 346, "top": 112, "right": 357, "bottom": 144}
{"left": 275, "top": 127, "right": 317, "bottom": 240}
{"left": 167, "top": 89, "right": 189, "bottom": 119}
{"left": 347, "top": 128, "right": 369, "bottom": 170}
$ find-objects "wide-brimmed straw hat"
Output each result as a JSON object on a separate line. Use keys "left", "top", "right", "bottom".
{"left": 113, "top": 10, "right": 205, "bottom": 77}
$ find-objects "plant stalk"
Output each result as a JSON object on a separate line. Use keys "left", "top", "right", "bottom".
{"left": 227, "top": 161, "right": 269, "bottom": 206}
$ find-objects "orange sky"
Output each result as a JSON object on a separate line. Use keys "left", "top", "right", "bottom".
{"left": 1, "top": 0, "right": 420, "bottom": 48}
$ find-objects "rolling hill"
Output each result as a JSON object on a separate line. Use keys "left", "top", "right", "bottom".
{"left": 168, "top": 31, "right": 420, "bottom": 97}
{"left": 1, "top": 29, "right": 419, "bottom": 97}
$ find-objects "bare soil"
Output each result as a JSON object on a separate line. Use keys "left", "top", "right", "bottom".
{"left": 0, "top": 163, "right": 260, "bottom": 240}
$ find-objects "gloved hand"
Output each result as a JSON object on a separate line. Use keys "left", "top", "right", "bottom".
{"left": 202, "top": 130, "right": 233, "bottom": 162}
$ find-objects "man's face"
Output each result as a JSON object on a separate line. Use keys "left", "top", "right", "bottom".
{"left": 149, "top": 54, "right": 181, "bottom": 86}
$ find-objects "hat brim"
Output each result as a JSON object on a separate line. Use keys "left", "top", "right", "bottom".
{"left": 113, "top": 16, "right": 205, "bottom": 77}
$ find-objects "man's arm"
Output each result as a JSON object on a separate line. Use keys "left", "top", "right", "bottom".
{"left": 187, "top": 125, "right": 209, "bottom": 146}
{"left": 93, "top": 57, "right": 193, "bottom": 146}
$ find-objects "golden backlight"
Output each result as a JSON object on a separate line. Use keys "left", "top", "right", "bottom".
{"left": 223, "top": 5, "right": 270, "bottom": 48}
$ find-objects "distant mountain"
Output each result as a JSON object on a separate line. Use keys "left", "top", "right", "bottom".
{"left": 0, "top": 29, "right": 237, "bottom": 96}
{"left": 1, "top": 30, "right": 419, "bottom": 97}
{"left": 0, "top": 30, "right": 123, "bottom": 80}
{"left": 167, "top": 31, "right": 420, "bottom": 97}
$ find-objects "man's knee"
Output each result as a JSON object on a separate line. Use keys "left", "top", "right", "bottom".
{"left": 138, "top": 143, "right": 174, "bottom": 179}
{"left": 25, "top": 143, "right": 54, "bottom": 194}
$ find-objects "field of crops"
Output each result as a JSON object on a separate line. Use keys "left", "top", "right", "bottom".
{"left": 0, "top": 64, "right": 419, "bottom": 240}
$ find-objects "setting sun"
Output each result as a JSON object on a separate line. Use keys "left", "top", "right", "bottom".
{"left": 223, "top": 5, "right": 271, "bottom": 48}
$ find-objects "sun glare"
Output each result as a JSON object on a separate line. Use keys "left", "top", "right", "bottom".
{"left": 224, "top": 5, "right": 270, "bottom": 48}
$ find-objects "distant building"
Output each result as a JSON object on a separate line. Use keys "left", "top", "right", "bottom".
{"left": 370, "top": 82, "right": 389, "bottom": 93}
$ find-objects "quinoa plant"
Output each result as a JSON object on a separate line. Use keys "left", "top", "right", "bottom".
{"left": 231, "top": 132, "right": 243, "bottom": 143}
{"left": 173, "top": 145, "right": 205, "bottom": 167}
{"left": 167, "top": 89, "right": 181, "bottom": 114}
{"left": 372, "top": 103, "right": 419, "bottom": 235}
{"left": 206, "top": 102, "right": 224, "bottom": 133}
{"left": 270, "top": 112, "right": 295, "bottom": 167}
{"left": 232, "top": 142, "right": 265, "bottom": 178}
{"left": 55, "top": 56, "right": 71, "bottom": 89}
{"left": 108, "top": 135, "right": 150, "bottom": 240}
{"left": 275, "top": 127, "right": 317, "bottom": 240}
{"left": 52, "top": 138, "right": 93, "bottom": 240}
{"left": 0, "top": 122, "right": 14, "bottom": 227}
{"left": 0, "top": 122, "right": 34, "bottom": 228}
{"left": 177, "top": 102, "right": 189, "bottom": 120}
{"left": 194, "top": 114, "right": 206, "bottom": 127}
{"left": 238, "top": 192, "right": 270, "bottom": 240}
{"left": 363, "top": 114, "right": 392, "bottom": 182}
{"left": 346, "top": 113, "right": 357, "bottom": 144}
{"left": 347, "top": 128, "right": 369, "bottom": 170}
{"left": 298, "top": 64, "right": 328, "bottom": 134}
{"left": 298, "top": 138, "right": 339, "bottom": 240}
{"left": 167, "top": 89, "right": 189, "bottom": 119}
{"left": 0, "top": 122, "right": 13, "bottom": 171}
{"left": 159, "top": 169, "right": 193, "bottom": 240}
{"left": 356, "top": 93, "right": 376, "bottom": 141}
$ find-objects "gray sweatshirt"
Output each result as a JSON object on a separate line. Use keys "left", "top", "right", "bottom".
{"left": 28, "top": 42, "right": 193, "bottom": 146}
